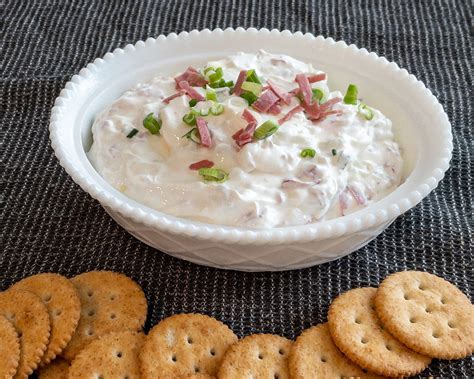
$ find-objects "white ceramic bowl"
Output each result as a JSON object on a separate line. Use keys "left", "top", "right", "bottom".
{"left": 49, "top": 28, "right": 452, "bottom": 271}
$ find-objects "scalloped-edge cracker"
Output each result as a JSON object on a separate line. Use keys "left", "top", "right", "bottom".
{"left": 0, "top": 315, "right": 21, "bottom": 378}
{"left": 218, "top": 334, "right": 292, "bottom": 379}
{"left": 37, "top": 358, "right": 70, "bottom": 379}
{"left": 11, "top": 273, "right": 81, "bottom": 365}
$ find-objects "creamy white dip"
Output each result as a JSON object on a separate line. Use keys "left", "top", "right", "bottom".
{"left": 88, "top": 51, "right": 403, "bottom": 228}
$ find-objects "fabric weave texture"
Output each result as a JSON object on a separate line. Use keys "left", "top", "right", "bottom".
{"left": 1, "top": 0, "right": 472, "bottom": 377}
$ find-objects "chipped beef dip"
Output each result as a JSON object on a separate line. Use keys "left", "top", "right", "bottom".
{"left": 88, "top": 51, "right": 403, "bottom": 228}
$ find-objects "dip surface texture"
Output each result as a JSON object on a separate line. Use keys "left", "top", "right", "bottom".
{"left": 88, "top": 51, "right": 403, "bottom": 228}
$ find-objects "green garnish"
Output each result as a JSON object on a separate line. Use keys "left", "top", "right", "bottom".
{"left": 205, "top": 86, "right": 217, "bottom": 102}
{"left": 198, "top": 168, "right": 229, "bottom": 183}
{"left": 200, "top": 108, "right": 210, "bottom": 116}
{"left": 183, "top": 112, "right": 197, "bottom": 126}
{"left": 357, "top": 102, "right": 374, "bottom": 120}
{"left": 189, "top": 99, "right": 198, "bottom": 107}
{"left": 208, "top": 67, "right": 223, "bottom": 83}
{"left": 208, "top": 79, "right": 234, "bottom": 89}
{"left": 240, "top": 91, "right": 259, "bottom": 105}
{"left": 126, "top": 128, "right": 139, "bottom": 138}
{"left": 300, "top": 148, "right": 316, "bottom": 158}
{"left": 241, "top": 81, "right": 262, "bottom": 96}
{"left": 143, "top": 113, "right": 161, "bottom": 135}
{"left": 343, "top": 84, "right": 358, "bottom": 105}
{"left": 253, "top": 120, "right": 279, "bottom": 140}
{"left": 182, "top": 128, "right": 201, "bottom": 143}
{"left": 331, "top": 149, "right": 337, "bottom": 156}
{"left": 203, "top": 66, "right": 215, "bottom": 75}
{"left": 246, "top": 69, "right": 262, "bottom": 84}
{"left": 210, "top": 103, "right": 225, "bottom": 115}
{"left": 312, "top": 88, "right": 324, "bottom": 103}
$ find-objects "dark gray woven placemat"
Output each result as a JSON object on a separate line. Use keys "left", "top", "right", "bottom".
{"left": 1, "top": 0, "right": 472, "bottom": 376}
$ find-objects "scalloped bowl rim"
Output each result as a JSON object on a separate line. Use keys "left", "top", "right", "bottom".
{"left": 49, "top": 27, "right": 453, "bottom": 246}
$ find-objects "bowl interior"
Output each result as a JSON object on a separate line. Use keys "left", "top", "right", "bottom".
{"left": 54, "top": 30, "right": 450, "bottom": 234}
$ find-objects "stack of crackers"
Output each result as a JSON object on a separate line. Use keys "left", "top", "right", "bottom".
{"left": 0, "top": 270, "right": 472, "bottom": 378}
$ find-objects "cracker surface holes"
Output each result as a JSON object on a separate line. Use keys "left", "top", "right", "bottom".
{"left": 375, "top": 270, "right": 474, "bottom": 359}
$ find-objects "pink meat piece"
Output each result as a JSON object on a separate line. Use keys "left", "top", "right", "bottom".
{"left": 233, "top": 121, "right": 257, "bottom": 147}
{"left": 348, "top": 185, "right": 366, "bottom": 205}
{"left": 278, "top": 105, "right": 304, "bottom": 125}
{"left": 241, "top": 109, "right": 257, "bottom": 124}
{"left": 174, "top": 67, "right": 207, "bottom": 87}
{"left": 267, "top": 104, "right": 282, "bottom": 115}
{"left": 267, "top": 79, "right": 292, "bottom": 104}
{"left": 339, "top": 191, "right": 350, "bottom": 216}
{"left": 189, "top": 159, "right": 214, "bottom": 170}
{"left": 319, "top": 97, "right": 342, "bottom": 112}
{"left": 295, "top": 73, "right": 313, "bottom": 105}
{"left": 307, "top": 73, "right": 327, "bottom": 83}
{"left": 163, "top": 90, "right": 186, "bottom": 104}
{"left": 196, "top": 117, "right": 212, "bottom": 147}
{"left": 178, "top": 81, "right": 205, "bottom": 101}
{"left": 252, "top": 90, "right": 280, "bottom": 112}
{"left": 232, "top": 70, "right": 247, "bottom": 96}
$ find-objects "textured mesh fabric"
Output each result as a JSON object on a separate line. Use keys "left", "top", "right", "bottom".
{"left": 1, "top": 0, "right": 472, "bottom": 377}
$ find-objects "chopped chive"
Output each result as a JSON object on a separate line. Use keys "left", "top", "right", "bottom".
{"left": 126, "top": 128, "right": 139, "bottom": 138}
{"left": 208, "top": 67, "right": 223, "bottom": 83}
{"left": 183, "top": 112, "right": 197, "bottom": 126}
{"left": 246, "top": 69, "right": 262, "bottom": 84}
{"left": 343, "top": 84, "right": 358, "bottom": 105}
{"left": 331, "top": 149, "right": 337, "bottom": 156}
{"left": 300, "top": 148, "right": 316, "bottom": 158}
{"left": 189, "top": 99, "right": 198, "bottom": 107}
{"left": 198, "top": 167, "right": 229, "bottom": 183}
{"left": 200, "top": 108, "right": 210, "bottom": 116}
{"left": 210, "top": 103, "right": 225, "bottom": 115}
{"left": 205, "top": 86, "right": 217, "bottom": 102}
{"left": 143, "top": 113, "right": 161, "bottom": 135}
{"left": 240, "top": 91, "right": 259, "bottom": 105}
{"left": 254, "top": 120, "right": 279, "bottom": 140}
{"left": 312, "top": 88, "right": 324, "bottom": 103}
{"left": 224, "top": 80, "right": 234, "bottom": 87}
{"left": 358, "top": 102, "right": 374, "bottom": 120}
{"left": 203, "top": 66, "right": 215, "bottom": 75}
{"left": 241, "top": 81, "right": 263, "bottom": 96}
{"left": 208, "top": 79, "right": 226, "bottom": 88}
{"left": 182, "top": 128, "right": 201, "bottom": 143}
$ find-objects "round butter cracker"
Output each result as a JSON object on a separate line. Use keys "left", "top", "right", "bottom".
{"left": 68, "top": 331, "right": 144, "bottom": 378}
{"left": 62, "top": 271, "right": 147, "bottom": 361}
{"left": 218, "top": 333, "right": 292, "bottom": 379}
{"left": 0, "top": 315, "right": 21, "bottom": 379}
{"left": 328, "top": 287, "right": 431, "bottom": 378}
{"left": 289, "top": 323, "right": 381, "bottom": 378}
{"left": 0, "top": 289, "right": 51, "bottom": 379}
{"left": 140, "top": 313, "right": 237, "bottom": 379}
{"left": 37, "top": 358, "right": 70, "bottom": 379}
{"left": 11, "top": 273, "right": 81, "bottom": 365}
{"left": 375, "top": 270, "right": 474, "bottom": 359}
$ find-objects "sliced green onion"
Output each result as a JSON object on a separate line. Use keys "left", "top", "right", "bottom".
{"left": 343, "top": 84, "right": 358, "bottom": 105}
{"left": 357, "top": 102, "right": 374, "bottom": 120}
{"left": 253, "top": 120, "right": 279, "bottom": 140}
{"left": 246, "top": 69, "right": 262, "bottom": 84}
{"left": 224, "top": 80, "right": 234, "bottom": 87}
{"left": 183, "top": 112, "right": 197, "bottom": 126}
{"left": 312, "top": 88, "right": 324, "bottom": 103}
{"left": 200, "top": 108, "right": 210, "bottom": 116}
{"left": 143, "top": 113, "right": 161, "bottom": 135}
{"left": 208, "top": 79, "right": 225, "bottom": 88}
{"left": 210, "top": 103, "right": 225, "bottom": 115}
{"left": 240, "top": 91, "right": 259, "bottom": 105}
{"left": 241, "top": 81, "right": 262, "bottom": 96}
{"left": 205, "top": 86, "right": 217, "bottom": 102}
{"left": 198, "top": 167, "right": 229, "bottom": 183}
{"left": 300, "top": 148, "right": 316, "bottom": 158}
{"left": 182, "top": 128, "right": 201, "bottom": 143}
{"left": 203, "top": 66, "right": 215, "bottom": 75}
{"left": 331, "top": 149, "right": 337, "bottom": 156}
{"left": 189, "top": 99, "right": 198, "bottom": 107}
{"left": 126, "top": 128, "right": 139, "bottom": 138}
{"left": 208, "top": 67, "right": 223, "bottom": 83}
